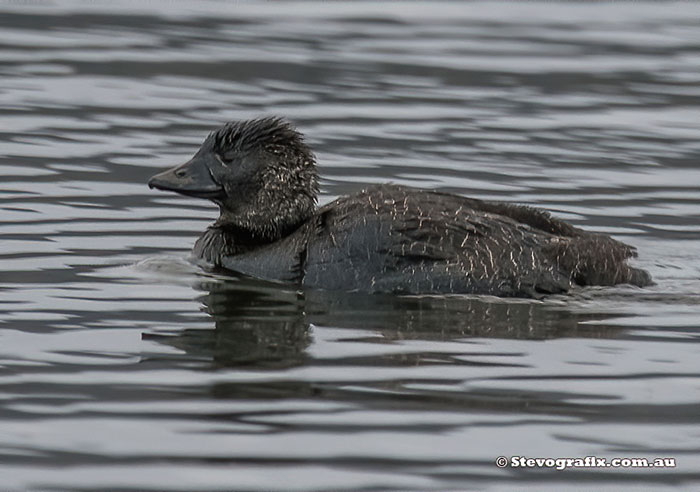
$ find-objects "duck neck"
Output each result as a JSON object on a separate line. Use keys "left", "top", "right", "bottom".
{"left": 193, "top": 216, "right": 307, "bottom": 266}
{"left": 192, "top": 225, "right": 256, "bottom": 265}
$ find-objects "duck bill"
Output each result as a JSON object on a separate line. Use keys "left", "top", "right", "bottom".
{"left": 148, "top": 155, "right": 224, "bottom": 199}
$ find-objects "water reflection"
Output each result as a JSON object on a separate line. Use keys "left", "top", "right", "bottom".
{"left": 146, "top": 276, "right": 635, "bottom": 374}
{"left": 146, "top": 279, "right": 310, "bottom": 369}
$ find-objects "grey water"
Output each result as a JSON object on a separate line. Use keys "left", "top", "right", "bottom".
{"left": 1, "top": 2, "right": 700, "bottom": 491}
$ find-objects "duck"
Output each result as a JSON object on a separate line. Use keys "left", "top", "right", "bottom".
{"left": 148, "top": 116, "right": 652, "bottom": 297}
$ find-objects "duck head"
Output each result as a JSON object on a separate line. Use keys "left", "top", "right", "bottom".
{"left": 149, "top": 117, "right": 319, "bottom": 242}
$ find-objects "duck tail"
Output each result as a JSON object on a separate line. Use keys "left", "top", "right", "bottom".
{"left": 545, "top": 234, "right": 653, "bottom": 288}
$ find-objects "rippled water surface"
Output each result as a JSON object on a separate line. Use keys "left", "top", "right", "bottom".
{"left": 2, "top": 2, "right": 700, "bottom": 491}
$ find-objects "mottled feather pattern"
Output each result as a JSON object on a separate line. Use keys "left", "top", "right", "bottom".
{"left": 304, "top": 185, "right": 573, "bottom": 295}
{"left": 197, "top": 182, "right": 650, "bottom": 295}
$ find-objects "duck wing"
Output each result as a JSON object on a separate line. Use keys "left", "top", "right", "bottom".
{"left": 302, "top": 185, "right": 572, "bottom": 296}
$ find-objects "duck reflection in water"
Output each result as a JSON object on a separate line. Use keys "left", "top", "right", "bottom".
{"left": 144, "top": 276, "right": 630, "bottom": 370}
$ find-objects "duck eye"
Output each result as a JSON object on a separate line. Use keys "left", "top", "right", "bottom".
{"left": 219, "top": 149, "right": 238, "bottom": 164}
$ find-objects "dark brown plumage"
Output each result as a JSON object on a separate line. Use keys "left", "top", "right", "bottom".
{"left": 148, "top": 117, "right": 652, "bottom": 297}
